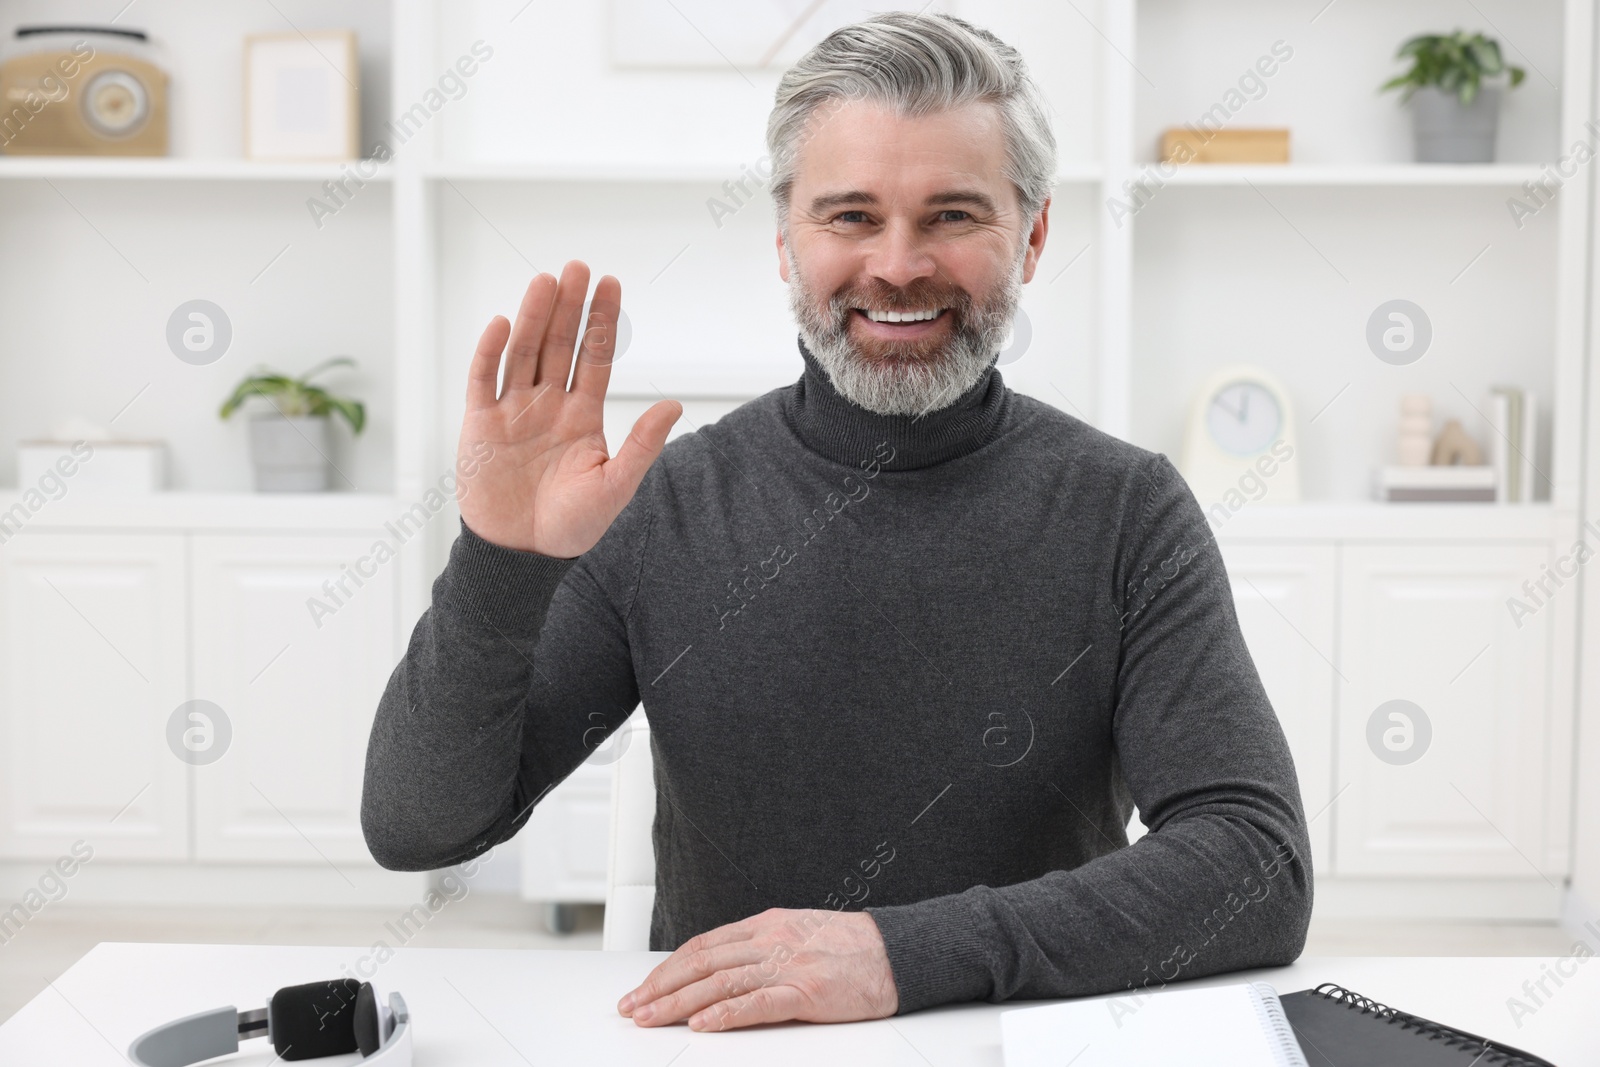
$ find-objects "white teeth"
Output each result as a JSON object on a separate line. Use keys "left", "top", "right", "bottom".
{"left": 863, "top": 308, "right": 941, "bottom": 323}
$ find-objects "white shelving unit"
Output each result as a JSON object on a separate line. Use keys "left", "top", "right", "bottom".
{"left": 0, "top": 157, "right": 395, "bottom": 181}
{"left": 0, "top": 0, "right": 1591, "bottom": 920}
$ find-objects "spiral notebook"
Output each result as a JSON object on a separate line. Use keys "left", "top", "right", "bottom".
{"left": 1001, "top": 981, "right": 1307, "bottom": 1067}
{"left": 1280, "top": 984, "right": 1560, "bottom": 1067}
{"left": 1000, "top": 981, "right": 1562, "bottom": 1067}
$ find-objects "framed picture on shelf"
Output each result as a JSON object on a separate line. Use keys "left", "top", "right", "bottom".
{"left": 243, "top": 30, "right": 359, "bottom": 161}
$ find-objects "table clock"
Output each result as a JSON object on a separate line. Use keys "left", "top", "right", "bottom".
{"left": 1179, "top": 364, "right": 1300, "bottom": 507}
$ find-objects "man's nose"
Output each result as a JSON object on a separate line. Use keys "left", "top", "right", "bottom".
{"left": 862, "top": 218, "right": 939, "bottom": 290}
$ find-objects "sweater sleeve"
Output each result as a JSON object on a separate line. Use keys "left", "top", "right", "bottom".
{"left": 360, "top": 472, "right": 657, "bottom": 871}
{"left": 864, "top": 453, "right": 1313, "bottom": 1014}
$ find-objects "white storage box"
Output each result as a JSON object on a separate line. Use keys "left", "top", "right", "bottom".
{"left": 1374, "top": 464, "right": 1496, "bottom": 503}
{"left": 18, "top": 439, "right": 164, "bottom": 493}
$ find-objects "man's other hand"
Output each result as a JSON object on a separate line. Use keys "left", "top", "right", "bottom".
{"left": 616, "top": 907, "right": 899, "bottom": 1030}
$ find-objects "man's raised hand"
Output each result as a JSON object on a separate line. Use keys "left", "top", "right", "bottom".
{"left": 456, "top": 260, "right": 681, "bottom": 557}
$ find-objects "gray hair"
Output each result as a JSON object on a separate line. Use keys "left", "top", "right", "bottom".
{"left": 765, "top": 11, "right": 1057, "bottom": 232}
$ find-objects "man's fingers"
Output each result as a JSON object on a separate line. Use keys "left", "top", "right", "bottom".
{"left": 629, "top": 960, "right": 774, "bottom": 1027}
{"left": 623, "top": 931, "right": 762, "bottom": 1014}
{"left": 466, "top": 315, "right": 509, "bottom": 410}
{"left": 604, "top": 399, "right": 682, "bottom": 504}
{"left": 502, "top": 273, "right": 558, "bottom": 393}
{"left": 621, "top": 918, "right": 760, "bottom": 1014}
{"left": 690, "top": 984, "right": 811, "bottom": 1031}
{"left": 533, "top": 259, "right": 592, "bottom": 391}
{"left": 570, "top": 274, "right": 622, "bottom": 401}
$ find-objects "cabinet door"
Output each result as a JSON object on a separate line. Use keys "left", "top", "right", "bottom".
{"left": 1217, "top": 543, "right": 1337, "bottom": 874}
{"left": 190, "top": 534, "right": 397, "bottom": 864}
{"left": 519, "top": 712, "right": 643, "bottom": 902}
{"left": 0, "top": 532, "right": 187, "bottom": 859}
{"left": 1336, "top": 543, "right": 1551, "bottom": 877}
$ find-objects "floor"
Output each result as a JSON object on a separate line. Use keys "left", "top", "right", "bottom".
{"left": 0, "top": 896, "right": 1578, "bottom": 1026}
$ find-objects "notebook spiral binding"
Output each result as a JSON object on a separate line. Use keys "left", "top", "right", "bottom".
{"left": 1308, "top": 983, "right": 1560, "bottom": 1067}
{"left": 1248, "top": 983, "right": 1308, "bottom": 1067}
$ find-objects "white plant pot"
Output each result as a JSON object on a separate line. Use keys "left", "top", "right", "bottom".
{"left": 248, "top": 413, "right": 331, "bottom": 492}
{"left": 1409, "top": 85, "right": 1501, "bottom": 163}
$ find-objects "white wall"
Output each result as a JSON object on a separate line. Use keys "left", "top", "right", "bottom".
{"left": 424, "top": 0, "right": 1104, "bottom": 432}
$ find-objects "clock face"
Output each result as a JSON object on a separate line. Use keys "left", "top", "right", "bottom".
{"left": 1206, "top": 381, "right": 1281, "bottom": 456}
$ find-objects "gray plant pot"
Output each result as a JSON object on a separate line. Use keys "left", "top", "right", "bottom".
{"left": 248, "top": 413, "right": 331, "bottom": 492}
{"left": 1410, "top": 85, "right": 1501, "bottom": 163}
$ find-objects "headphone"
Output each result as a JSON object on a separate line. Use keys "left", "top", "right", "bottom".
{"left": 127, "top": 979, "right": 410, "bottom": 1066}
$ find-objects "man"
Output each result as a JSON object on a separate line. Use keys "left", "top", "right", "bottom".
{"left": 361, "top": 11, "right": 1311, "bottom": 1033}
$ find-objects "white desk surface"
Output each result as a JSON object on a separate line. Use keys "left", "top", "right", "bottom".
{"left": 1, "top": 944, "right": 1594, "bottom": 1066}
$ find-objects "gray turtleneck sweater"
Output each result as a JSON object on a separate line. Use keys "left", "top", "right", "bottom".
{"left": 360, "top": 339, "right": 1313, "bottom": 1014}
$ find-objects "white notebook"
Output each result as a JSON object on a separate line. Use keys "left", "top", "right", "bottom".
{"left": 1001, "top": 981, "right": 1309, "bottom": 1067}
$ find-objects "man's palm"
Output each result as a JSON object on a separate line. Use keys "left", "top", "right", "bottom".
{"left": 457, "top": 262, "right": 681, "bottom": 558}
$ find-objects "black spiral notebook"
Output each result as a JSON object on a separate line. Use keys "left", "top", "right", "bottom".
{"left": 1280, "top": 984, "right": 1561, "bottom": 1067}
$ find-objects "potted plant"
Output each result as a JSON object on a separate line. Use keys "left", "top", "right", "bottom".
{"left": 1381, "top": 30, "right": 1526, "bottom": 163}
{"left": 219, "top": 357, "right": 365, "bottom": 491}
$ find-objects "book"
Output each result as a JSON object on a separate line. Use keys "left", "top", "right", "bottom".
{"left": 1521, "top": 390, "right": 1539, "bottom": 502}
{"left": 1001, "top": 981, "right": 1307, "bottom": 1067}
{"left": 1280, "top": 983, "right": 1559, "bottom": 1066}
{"left": 1488, "top": 389, "right": 1514, "bottom": 504}
{"left": 1488, "top": 385, "right": 1543, "bottom": 503}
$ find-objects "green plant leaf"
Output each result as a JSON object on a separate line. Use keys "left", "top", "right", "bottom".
{"left": 219, "top": 359, "right": 363, "bottom": 427}
{"left": 323, "top": 396, "right": 367, "bottom": 435}
{"left": 219, "top": 374, "right": 294, "bottom": 419}
{"left": 1385, "top": 28, "right": 1524, "bottom": 99}
{"left": 1397, "top": 35, "right": 1437, "bottom": 58}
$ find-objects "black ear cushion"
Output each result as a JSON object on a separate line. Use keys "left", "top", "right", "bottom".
{"left": 354, "top": 982, "right": 381, "bottom": 1056}
{"left": 269, "top": 978, "right": 362, "bottom": 1060}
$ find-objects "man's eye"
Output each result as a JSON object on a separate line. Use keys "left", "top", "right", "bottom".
{"left": 938, "top": 210, "right": 970, "bottom": 222}
{"left": 835, "top": 210, "right": 870, "bottom": 224}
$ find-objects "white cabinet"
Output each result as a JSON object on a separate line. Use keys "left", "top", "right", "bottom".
{"left": 520, "top": 763, "right": 614, "bottom": 898}
{"left": 1213, "top": 526, "right": 1566, "bottom": 904}
{"left": 0, "top": 529, "right": 398, "bottom": 870}
{"left": 190, "top": 535, "right": 398, "bottom": 863}
{"left": 0, "top": 534, "right": 188, "bottom": 859}
{"left": 520, "top": 714, "right": 645, "bottom": 928}
{"left": 1218, "top": 543, "right": 1337, "bottom": 873}
{"left": 1335, "top": 543, "right": 1552, "bottom": 878}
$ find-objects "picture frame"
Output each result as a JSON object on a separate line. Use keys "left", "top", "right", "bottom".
{"left": 243, "top": 30, "right": 359, "bottom": 160}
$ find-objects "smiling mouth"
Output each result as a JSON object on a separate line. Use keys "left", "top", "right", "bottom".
{"left": 853, "top": 307, "right": 948, "bottom": 325}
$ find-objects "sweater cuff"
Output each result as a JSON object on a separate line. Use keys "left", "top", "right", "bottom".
{"left": 434, "top": 517, "right": 578, "bottom": 636}
{"left": 866, "top": 893, "right": 996, "bottom": 1014}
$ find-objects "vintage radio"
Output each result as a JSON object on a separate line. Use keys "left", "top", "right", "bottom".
{"left": 0, "top": 24, "right": 169, "bottom": 155}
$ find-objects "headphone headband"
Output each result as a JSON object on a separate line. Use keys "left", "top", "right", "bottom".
{"left": 126, "top": 981, "right": 410, "bottom": 1067}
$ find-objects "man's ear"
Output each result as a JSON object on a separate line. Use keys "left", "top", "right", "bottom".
{"left": 776, "top": 226, "right": 791, "bottom": 282}
{"left": 1020, "top": 197, "right": 1050, "bottom": 284}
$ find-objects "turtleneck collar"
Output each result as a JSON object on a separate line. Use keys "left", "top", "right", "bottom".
{"left": 781, "top": 335, "right": 1012, "bottom": 471}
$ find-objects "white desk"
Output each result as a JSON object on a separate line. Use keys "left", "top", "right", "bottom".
{"left": 1, "top": 945, "right": 1594, "bottom": 1065}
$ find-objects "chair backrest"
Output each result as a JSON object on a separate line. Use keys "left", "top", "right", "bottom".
{"left": 602, "top": 711, "right": 655, "bottom": 950}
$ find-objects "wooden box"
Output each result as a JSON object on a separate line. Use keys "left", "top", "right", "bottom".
{"left": 1160, "top": 127, "right": 1291, "bottom": 164}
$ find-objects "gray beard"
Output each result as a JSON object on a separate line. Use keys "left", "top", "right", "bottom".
{"left": 784, "top": 237, "right": 1027, "bottom": 418}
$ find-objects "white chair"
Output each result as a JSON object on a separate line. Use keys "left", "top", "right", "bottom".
{"left": 602, "top": 711, "right": 656, "bottom": 950}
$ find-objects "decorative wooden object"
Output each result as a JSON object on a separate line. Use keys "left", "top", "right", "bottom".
{"left": 1160, "top": 127, "right": 1291, "bottom": 164}
{"left": 1431, "top": 418, "right": 1484, "bottom": 466}
{"left": 1397, "top": 393, "right": 1433, "bottom": 466}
